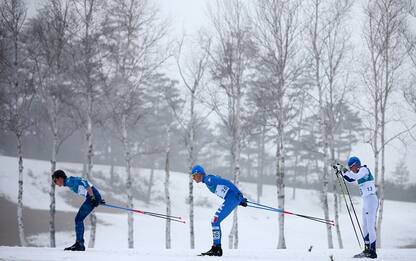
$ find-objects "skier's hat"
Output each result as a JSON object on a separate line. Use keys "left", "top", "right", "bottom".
{"left": 52, "top": 169, "right": 67, "bottom": 181}
{"left": 347, "top": 156, "right": 361, "bottom": 168}
{"left": 191, "top": 165, "right": 206, "bottom": 175}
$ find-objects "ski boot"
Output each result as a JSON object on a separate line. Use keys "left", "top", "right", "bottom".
{"left": 198, "top": 245, "right": 223, "bottom": 256}
{"left": 366, "top": 242, "right": 377, "bottom": 259}
{"left": 64, "top": 241, "right": 85, "bottom": 251}
{"left": 353, "top": 244, "right": 370, "bottom": 258}
{"left": 365, "top": 250, "right": 377, "bottom": 259}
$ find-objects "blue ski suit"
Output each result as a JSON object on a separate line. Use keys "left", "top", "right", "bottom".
{"left": 64, "top": 176, "right": 102, "bottom": 244}
{"left": 202, "top": 174, "right": 245, "bottom": 246}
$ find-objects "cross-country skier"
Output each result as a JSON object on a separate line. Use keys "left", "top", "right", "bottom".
{"left": 52, "top": 169, "right": 105, "bottom": 251}
{"left": 191, "top": 165, "right": 247, "bottom": 256}
{"left": 337, "top": 156, "right": 378, "bottom": 259}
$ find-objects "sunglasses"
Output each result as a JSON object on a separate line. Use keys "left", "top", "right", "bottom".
{"left": 191, "top": 172, "right": 201, "bottom": 177}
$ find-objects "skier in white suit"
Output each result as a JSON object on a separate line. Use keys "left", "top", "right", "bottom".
{"left": 338, "top": 156, "right": 378, "bottom": 259}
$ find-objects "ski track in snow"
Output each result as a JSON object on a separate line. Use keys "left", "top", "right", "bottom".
{"left": 1, "top": 247, "right": 416, "bottom": 261}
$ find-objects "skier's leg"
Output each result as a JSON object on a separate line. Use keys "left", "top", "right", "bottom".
{"left": 211, "top": 194, "right": 240, "bottom": 246}
{"left": 366, "top": 194, "right": 378, "bottom": 251}
{"left": 75, "top": 200, "right": 94, "bottom": 244}
{"left": 362, "top": 198, "right": 370, "bottom": 247}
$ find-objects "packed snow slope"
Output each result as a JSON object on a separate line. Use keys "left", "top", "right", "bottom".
{"left": 0, "top": 155, "right": 415, "bottom": 260}
{"left": 1, "top": 247, "right": 416, "bottom": 261}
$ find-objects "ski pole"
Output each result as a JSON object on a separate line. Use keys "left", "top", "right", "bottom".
{"left": 102, "top": 203, "right": 186, "bottom": 224}
{"left": 338, "top": 170, "right": 365, "bottom": 241}
{"left": 332, "top": 165, "right": 363, "bottom": 248}
{"left": 247, "top": 202, "right": 335, "bottom": 226}
{"left": 246, "top": 201, "right": 335, "bottom": 226}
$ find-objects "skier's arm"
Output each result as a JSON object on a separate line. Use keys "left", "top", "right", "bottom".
{"left": 343, "top": 167, "right": 369, "bottom": 182}
{"left": 341, "top": 173, "right": 356, "bottom": 182}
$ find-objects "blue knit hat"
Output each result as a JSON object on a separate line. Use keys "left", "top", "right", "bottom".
{"left": 348, "top": 156, "right": 361, "bottom": 168}
{"left": 191, "top": 165, "right": 206, "bottom": 175}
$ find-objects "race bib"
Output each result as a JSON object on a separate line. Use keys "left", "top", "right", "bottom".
{"left": 359, "top": 182, "right": 376, "bottom": 197}
{"left": 215, "top": 185, "right": 230, "bottom": 199}
{"left": 78, "top": 185, "right": 88, "bottom": 196}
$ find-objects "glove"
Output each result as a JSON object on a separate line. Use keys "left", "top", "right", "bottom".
{"left": 239, "top": 197, "right": 248, "bottom": 207}
{"left": 333, "top": 163, "right": 348, "bottom": 174}
{"left": 90, "top": 196, "right": 99, "bottom": 207}
{"left": 100, "top": 199, "right": 106, "bottom": 205}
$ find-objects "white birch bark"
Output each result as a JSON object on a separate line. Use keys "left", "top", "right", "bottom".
{"left": 0, "top": 0, "right": 29, "bottom": 247}
{"left": 121, "top": 114, "right": 134, "bottom": 249}
{"left": 49, "top": 112, "right": 58, "bottom": 247}
{"left": 86, "top": 90, "right": 96, "bottom": 248}
{"left": 165, "top": 124, "right": 172, "bottom": 249}
{"left": 188, "top": 93, "right": 196, "bottom": 249}
{"left": 17, "top": 134, "right": 26, "bottom": 246}
{"left": 276, "top": 122, "right": 286, "bottom": 249}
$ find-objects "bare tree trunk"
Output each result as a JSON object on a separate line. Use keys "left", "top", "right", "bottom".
{"left": 276, "top": 125, "right": 286, "bottom": 249}
{"left": 16, "top": 134, "right": 26, "bottom": 246}
{"left": 257, "top": 127, "right": 265, "bottom": 203}
{"left": 229, "top": 89, "right": 242, "bottom": 249}
{"left": 49, "top": 122, "right": 58, "bottom": 247}
{"left": 292, "top": 96, "right": 305, "bottom": 200}
{"left": 188, "top": 169, "right": 195, "bottom": 249}
{"left": 85, "top": 91, "right": 96, "bottom": 248}
{"left": 188, "top": 93, "right": 196, "bottom": 249}
{"left": 377, "top": 108, "right": 386, "bottom": 248}
{"left": 311, "top": 0, "right": 333, "bottom": 247}
{"left": 121, "top": 114, "right": 134, "bottom": 249}
{"left": 330, "top": 132, "right": 343, "bottom": 248}
{"left": 165, "top": 125, "right": 171, "bottom": 249}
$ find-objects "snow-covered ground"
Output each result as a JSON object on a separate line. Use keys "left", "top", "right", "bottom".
{"left": 1, "top": 247, "right": 416, "bottom": 261}
{"left": 1, "top": 155, "right": 415, "bottom": 260}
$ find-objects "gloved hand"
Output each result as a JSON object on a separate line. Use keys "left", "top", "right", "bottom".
{"left": 239, "top": 197, "right": 248, "bottom": 207}
{"left": 100, "top": 199, "right": 106, "bottom": 205}
{"left": 90, "top": 196, "right": 99, "bottom": 207}
{"left": 333, "top": 163, "right": 348, "bottom": 174}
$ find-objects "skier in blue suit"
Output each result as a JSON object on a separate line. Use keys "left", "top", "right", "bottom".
{"left": 337, "top": 156, "right": 378, "bottom": 259}
{"left": 191, "top": 165, "right": 247, "bottom": 256}
{"left": 52, "top": 169, "right": 105, "bottom": 251}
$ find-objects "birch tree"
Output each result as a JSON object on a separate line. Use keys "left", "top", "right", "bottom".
{"left": 362, "top": 0, "right": 407, "bottom": 247}
{"left": 322, "top": 0, "right": 353, "bottom": 249}
{"left": 305, "top": 0, "right": 354, "bottom": 248}
{"left": 175, "top": 34, "right": 210, "bottom": 249}
{"left": 0, "top": 0, "right": 33, "bottom": 247}
{"left": 207, "top": 0, "right": 254, "bottom": 249}
{"left": 253, "top": 0, "right": 304, "bottom": 249}
{"left": 102, "top": 0, "right": 168, "bottom": 248}
{"left": 161, "top": 81, "right": 182, "bottom": 249}
{"left": 164, "top": 122, "right": 172, "bottom": 249}
{"left": 28, "top": 0, "right": 76, "bottom": 247}
{"left": 70, "top": 0, "right": 106, "bottom": 247}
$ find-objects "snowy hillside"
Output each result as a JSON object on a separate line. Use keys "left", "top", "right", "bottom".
{"left": 0, "top": 155, "right": 416, "bottom": 260}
